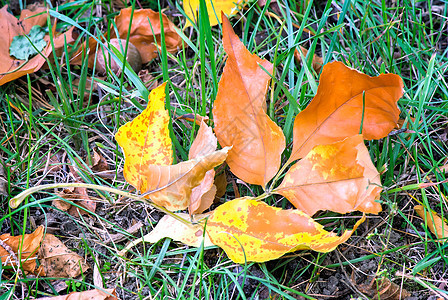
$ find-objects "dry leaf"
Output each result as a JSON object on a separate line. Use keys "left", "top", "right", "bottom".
{"left": 0, "top": 6, "right": 76, "bottom": 85}
{"left": 294, "top": 46, "right": 323, "bottom": 73}
{"left": 115, "top": 83, "right": 173, "bottom": 191}
{"left": 139, "top": 147, "right": 230, "bottom": 211}
{"left": 355, "top": 276, "right": 411, "bottom": 300}
{"left": 206, "top": 197, "right": 365, "bottom": 263}
{"left": 91, "top": 148, "right": 109, "bottom": 174}
{"left": 212, "top": 14, "right": 285, "bottom": 187}
{"left": 289, "top": 61, "right": 403, "bottom": 161}
{"left": 189, "top": 121, "right": 218, "bottom": 214}
{"left": 275, "top": 135, "right": 382, "bottom": 215}
{"left": 38, "top": 233, "right": 89, "bottom": 277}
{"left": 0, "top": 226, "right": 44, "bottom": 274}
{"left": 415, "top": 205, "right": 448, "bottom": 239}
{"left": 34, "top": 288, "right": 118, "bottom": 300}
{"left": 214, "top": 171, "right": 228, "bottom": 199}
{"left": 54, "top": 185, "right": 96, "bottom": 217}
{"left": 183, "top": 0, "right": 246, "bottom": 27}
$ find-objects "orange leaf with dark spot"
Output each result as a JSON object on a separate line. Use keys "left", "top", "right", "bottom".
{"left": 206, "top": 197, "right": 365, "bottom": 263}
{"left": 212, "top": 14, "right": 285, "bottom": 187}
{"left": 289, "top": 61, "right": 403, "bottom": 162}
{"left": 275, "top": 135, "right": 382, "bottom": 215}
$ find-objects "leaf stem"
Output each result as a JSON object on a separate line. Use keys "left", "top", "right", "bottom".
{"left": 9, "top": 183, "right": 192, "bottom": 226}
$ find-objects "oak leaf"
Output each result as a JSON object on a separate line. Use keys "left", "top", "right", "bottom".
{"left": 183, "top": 0, "right": 246, "bottom": 27}
{"left": 289, "top": 61, "right": 403, "bottom": 161}
{"left": 415, "top": 205, "right": 448, "bottom": 239}
{"left": 0, "top": 226, "right": 44, "bottom": 274}
{"left": 139, "top": 147, "right": 230, "bottom": 211}
{"left": 212, "top": 14, "right": 285, "bottom": 187}
{"left": 189, "top": 120, "right": 218, "bottom": 214}
{"left": 275, "top": 135, "right": 382, "bottom": 215}
{"left": 115, "top": 83, "right": 173, "bottom": 191}
{"left": 0, "top": 5, "right": 76, "bottom": 85}
{"left": 206, "top": 197, "right": 365, "bottom": 263}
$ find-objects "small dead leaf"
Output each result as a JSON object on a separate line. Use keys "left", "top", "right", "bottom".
{"left": 138, "top": 69, "right": 158, "bottom": 90}
{"left": 115, "top": 83, "right": 173, "bottom": 191}
{"left": 91, "top": 148, "right": 109, "bottom": 173}
{"left": 34, "top": 288, "right": 118, "bottom": 300}
{"left": 183, "top": 0, "right": 246, "bottom": 27}
{"left": 289, "top": 61, "right": 403, "bottom": 161}
{"left": 0, "top": 226, "right": 44, "bottom": 274}
{"left": 214, "top": 171, "right": 228, "bottom": 199}
{"left": 294, "top": 46, "right": 323, "bottom": 73}
{"left": 54, "top": 185, "right": 96, "bottom": 217}
{"left": 38, "top": 233, "right": 89, "bottom": 278}
{"left": 206, "top": 197, "right": 365, "bottom": 263}
{"left": 415, "top": 205, "right": 448, "bottom": 239}
{"left": 275, "top": 135, "right": 382, "bottom": 215}
{"left": 139, "top": 147, "right": 229, "bottom": 211}
{"left": 0, "top": 6, "right": 76, "bottom": 85}
{"left": 0, "top": 163, "right": 8, "bottom": 196}
{"left": 212, "top": 14, "right": 285, "bottom": 187}
{"left": 355, "top": 275, "right": 411, "bottom": 300}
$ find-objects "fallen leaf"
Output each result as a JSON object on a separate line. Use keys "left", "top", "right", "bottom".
{"left": 289, "top": 61, "right": 403, "bottom": 161}
{"left": 91, "top": 148, "right": 109, "bottom": 174}
{"left": 415, "top": 205, "right": 448, "bottom": 239}
{"left": 115, "top": 83, "right": 173, "bottom": 191}
{"left": 38, "top": 233, "right": 90, "bottom": 277}
{"left": 139, "top": 147, "right": 230, "bottom": 211}
{"left": 275, "top": 135, "right": 382, "bottom": 215}
{"left": 183, "top": 0, "right": 246, "bottom": 27}
{"left": 0, "top": 6, "right": 76, "bottom": 85}
{"left": 53, "top": 185, "right": 96, "bottom": 217}
{"left": 294, "top": 46, "right": 323, "bottom": 73}
{"left": 9, "top": 25, "right": 47, "bottom": 60}
{"left": 189, "top": 121, "right": 218, "bottom": 214}
{"left": 355, "top": 275, "right": 411, "bottom": 300}
{"left": 0, "top": 163, "right": 7, "bottom": 196}
{"left": 0, "top": 226, "right": 44, "bottom": 274}
{"left": 214, "top": 171, "right": 228, "bottom": 199}
{"left": 34, "top": 288, "right": 118, "bottom": 300}
{"left": 206, "top": 197, "right": 365, "bottom": 263}
{"left": 212, "top": 14, "right": 285, "bottom": 187}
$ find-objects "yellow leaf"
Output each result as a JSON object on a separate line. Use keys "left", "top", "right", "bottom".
{"left": 275, "top": 135, "right": 382, "bottom": 215}
{"left": 206, "top": 198, "right": 365, "bottom": 263}
{"left": 183, "top": 0, "right": 246, "bottom": 27}
{"left": 115, "top": 83, "right": 173, "bottom": 191}
{"left": 141, "top": 147, "right": 230, "bottom": 211}
{"left": 415, "top": 205, "right": 448, "bottom": 239}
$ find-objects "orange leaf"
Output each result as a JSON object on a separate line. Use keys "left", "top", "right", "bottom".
{"left": 206, "top": 197, "right": 365, "bottom": 263}
{"left": 139, "top": 147, "right": 230, "bottom": 211}
{"left": 275, "top": 135, "right": 382, "bottom": 215}
{"left": 38, "top": 233, "right": 90, "bottom": 277}
{"left": 189, "top": 120, "right": 218, "bottom": 214}
{"left": 289, "top": 61, "right": 403, "bottom": 161}
{"left": 34, "top": 289, "right": 118, "bottom": 300}
{"left": 0, "top": 6, "right": 76, "bottom": 85}
{"left": 115, "top": 83, "right": 173, "bottom": 191}
{"left": 212, "top": 15, "right": 285, "bottom": 187}
{"left": 113, "top": 7, "right": 181, "bottom": 64}
{"left": 0, "top": 226, "right": 44, "bottom": 274}
{"left": 415, "top": 205, "right": 448, "bottom": 239}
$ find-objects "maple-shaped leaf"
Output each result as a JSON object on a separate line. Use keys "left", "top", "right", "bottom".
{"left": 139, "top": 147, "right": 230, "bottom": 211}
{"left": 415, "top": 205, "right": 448, "bottom": 239}
{"left": 189, "top": 120, "right": 218, "bottom": 214}
{"left": 212, "top": 14, "right": 285, "bottom": 187}
{"left": 0, "top": 6, "right": 76, "bottom": 85}
{"left": 275, "top": 135, "right": 382, "bottom": 215}
{"left": 183, "top": 0, "right": 246, "bottom": 27}
{"left": 115, "top": 83, "right": 173, "bottom": 191}
{"left": 289, "top": 61, "right": 403, "bottom": 162}
{"left": 206, "top": 197, "right": 365, "bottom": 263}
{"left": 0, "top": 225, "right": 44, "bottom": 274}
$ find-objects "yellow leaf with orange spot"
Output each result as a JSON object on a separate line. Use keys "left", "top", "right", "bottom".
{"left": 115, "top": 83, "right": 173, "bottom": 191}
{"left": 183, "top": 0, "right": 246, "bottom": 27}
{"left": 275, "top": 135, "right": 382, "bottom": 215}
{"left": 206, "top": 198, "right": 365, "bottom": 263}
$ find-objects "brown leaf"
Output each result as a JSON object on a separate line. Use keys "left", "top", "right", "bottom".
{"left": 34, "top": 288, "right": 118, "bottom": 300}
{"left": 0, "top": 6, "right": 76, "bottom": 85}
{"left": 289, "top": 61, "right": 403, "bottom": 161}
{"left": 415, "top": 205, "right": 448, "bottom": 239}
{"left": 0, "top": 226, "right": 44, "bottom": 274}
{"left": 212, "top": 14, "right": 285, "bottom": 187}
{"left": 91, "top": 148, "right": 109, "bottom": 173}
{"left": 214, "top": 171, "right": 228, "bottom": 199}
{"left": 54, "top": 185, "right": 96, "bottom": 217}
{"left": 140, "top": 147, "right": 230, "bottom": 211}
{"left": 356, "top": 276, "right": 410, "bottom": 300}
{"left": 275, "top": 135, "right": 382, "bottom": 215}
{"left": 38, "top": 233, "right": 89, "bottom": 278}
{"left": 294, "top": 46, "right": 323, "bottom": 73}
